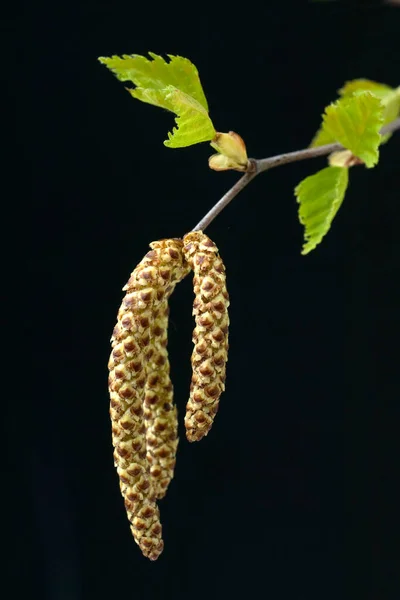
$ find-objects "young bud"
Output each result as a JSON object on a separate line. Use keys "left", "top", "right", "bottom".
{"left": 209, "top": 131, "right": 249, "bottom": 171}
{"left": 329, "top": 149, "right": 364, "bottom": 167}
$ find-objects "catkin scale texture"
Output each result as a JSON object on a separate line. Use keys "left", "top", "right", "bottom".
{"left": 143, "top": 252, "right": 190, "bottom": 499}
{"left": 108, "top": 239, "right": 190, "bottom": 560}
{"left": 182, "top": 232, "right": 230, "bottom": 442}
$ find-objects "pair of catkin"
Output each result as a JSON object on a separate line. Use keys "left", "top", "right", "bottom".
{"left": 108, "top": 232, "right": 229, "bottom": 560}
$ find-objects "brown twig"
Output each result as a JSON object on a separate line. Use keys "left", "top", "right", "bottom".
{"left": 192, "top": 117, "right": 400, "bottom": 232}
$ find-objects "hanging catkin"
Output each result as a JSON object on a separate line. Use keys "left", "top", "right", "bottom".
{"left": 143, "top": 243, "right": 190, "bottom": 499}
{"left": 108, "top": 238, "right": 190, "bottom": 560}
{"left": 182, "top": 231, "right": 230, "bottom": 442}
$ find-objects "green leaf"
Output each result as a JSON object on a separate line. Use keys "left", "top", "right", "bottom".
{"left": 295, "top": 166, "right": 349, "bottom": 255}
{"left": 310, "top": 126, "right": 336, "bottom": 148}
{"left": 311, "top": 80, "right": 399, "bottom": 149}
{"left": 338, "top": 79, "right": 393, "bottom": 100}
{"left": 310, "top": 91, "right": 384, "bottom": 167}
{"left": 381, "top": 86, "right": 400, "bottom": 125}
{"left": 127, "top": 85, "right": 216, "bottom": 147}
{"left": 338, "top": 79, "right": 400, "bottom": 142}
{"left": 98, "top": 53, "right": 216, "bottom": 147}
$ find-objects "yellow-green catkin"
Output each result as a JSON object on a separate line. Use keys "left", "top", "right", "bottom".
{"left": 182, "top": 232, "right": 230, "bottom": 442}
{"left": 108, "top": 239, "right": 189, "bottom": 559}
{"left": 143, "top": 244, "right": 190, "bottom": 499}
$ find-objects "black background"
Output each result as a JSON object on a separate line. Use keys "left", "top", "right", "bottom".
{"left": 11, "top": 1, "right": 400, "bottom": 599}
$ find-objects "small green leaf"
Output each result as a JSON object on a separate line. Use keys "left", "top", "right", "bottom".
{"left": 310, "top": 91, "right": 384, "bottom": 167}
{"left": 164, "top": 87, "right": 216, "bottom": 147}
{"left": 295, "top": 166, "right": 349, "bottom": 255}
{"left": 381, "top": 86, "right": 400, "bottom": 125}
{"left": 311, "top": 79, "right": 399, "bottom": 149}
{"left": 98, "top": 53, "right": 216, "bottom": 147}
{"left": 98, "top": 53, "right": 209, "bottom": 109}
{"left": 338, "top": 79, "right": 393, "bottom": 99}
{"left": 338, "top": 79, "right": 400, "bottom": 143}
{"left": 125, "top": 85, "right": 215, "bottom": 147}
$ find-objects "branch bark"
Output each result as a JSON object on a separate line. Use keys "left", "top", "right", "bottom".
{"left": 192, "top": 117, "right": 400, "bottom": 232}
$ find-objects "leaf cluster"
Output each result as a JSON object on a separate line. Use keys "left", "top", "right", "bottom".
{"left": 297, "top": 80, "right": 399, "bottom": 253}
{"left": 99, "top": 53, "right": 399, "bottom": 254}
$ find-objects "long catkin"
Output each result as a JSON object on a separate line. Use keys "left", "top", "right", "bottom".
{"left": 182, "top": 232, "right": 230, "bottom": 442}
{"left": 108, "top": 239, "right": 190, "bottom": 559}
{"left": 143, "top": 244, "right": 190, "bottom": 499}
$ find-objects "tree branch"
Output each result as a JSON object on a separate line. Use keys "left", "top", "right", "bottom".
{"left": 192, "top": 117, "right": 400, "bottom": 232}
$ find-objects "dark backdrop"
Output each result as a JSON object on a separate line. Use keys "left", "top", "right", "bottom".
{"left": 12, "top": 1, "right": 400, "bottom": 599}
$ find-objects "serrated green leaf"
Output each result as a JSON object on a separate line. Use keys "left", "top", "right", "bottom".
{"left": 99, "top": 53, "right": 216, "bottom": 147}
{"left": 338, "top": 79, "right": 400, "bottom": 142}
{"left": 338, "top": 79, "right": 393, "bottom": 99}
{"left": 381, "top": 86, "right": 400, "bottom": 123}
{"left": 312, "top": 80, "right": 399, "bottom": 149}
{"left": 310, "top": 91, "right": 384, "bottom": 167}
{"left": 380, "top": 87, "right": 400, "bottom": 142}
{"left": 99, "top": 53, "right": 209, "bottom": 110}
{"left": 134, "top": 85, "right": 216, "bottom": 147}
{"left": 125, "top": 85, "right": 215, "bottom": 147}
{"left": 295, "top": 166, "right": 349, "bottom": 255}
{"left": 163, "top": 89, "right": 215, "bottom": 147}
